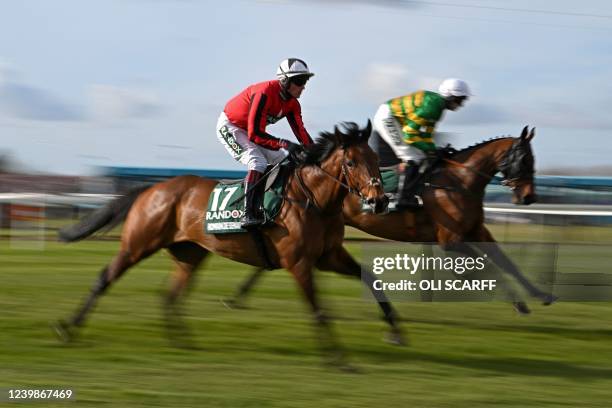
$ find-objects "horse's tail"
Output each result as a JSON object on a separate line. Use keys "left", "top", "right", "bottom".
{"left": 58, "top": 185, "right": 151, "bottom": 243}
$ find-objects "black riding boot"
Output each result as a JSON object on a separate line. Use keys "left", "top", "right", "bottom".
{"left": 241, "top": 170, "right": 265, "bottom": 229}
{"left": 397, "top": 162, "right": 423, "bottom": 209}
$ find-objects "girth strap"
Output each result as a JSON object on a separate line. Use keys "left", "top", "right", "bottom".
{"left": 247, "top": 228, "right": 277, "bottom": 270}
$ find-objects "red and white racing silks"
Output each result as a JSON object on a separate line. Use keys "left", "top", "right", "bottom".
{"left": 223, "top": 80, "right": 313, "bottom": 150}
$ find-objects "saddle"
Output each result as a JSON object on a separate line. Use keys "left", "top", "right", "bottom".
{"left": 204, "top": 163, "right": 291, "bottom": 234}
{"left": 363, "top": 145, "right": 455, "bottom": 212}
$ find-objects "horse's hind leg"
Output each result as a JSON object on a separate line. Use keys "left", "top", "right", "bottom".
{"left": 316, "top": 246, "right": 406, "bottom": 346}
{"left": 53, "top": 249, "right": 142, "bottom": 342}
{"left": 222, "top": 267, "right": 266, "bottom": 309}
{"left": 164, "top": 241, "right": 209, "bottom": 348}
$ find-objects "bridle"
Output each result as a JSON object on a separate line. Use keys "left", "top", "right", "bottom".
{"left": 292, "top": 150, "right": 382, "bottom": 212}
{"left": 496, "top": 140, "right": 535, "bottom": 191}
{"left": 442, "top": 140, "right": 534, "bottom": 192}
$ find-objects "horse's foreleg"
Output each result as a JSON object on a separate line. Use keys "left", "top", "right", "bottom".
{"left": 289, "top": 259, "right": 351, "bottom": 370}
{"left": 441, "top": 240, "right": 531, "bottom": 314}
{"left": 222, "top": 267, "right": 266, "bottom": 309}
{"left": 316, "top": 246, "right": 406, "bottom": 346}
{"left": 473, "top": 226, "right": 557, "bottom": 305}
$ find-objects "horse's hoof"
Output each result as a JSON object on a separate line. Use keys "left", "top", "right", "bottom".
{"left": 541, "top": 293, "right": 559, "bottom": 306}
{"left": 169, "top": 339, "right": 202, "bottom": 351}
{"left": 220, "top": 298, "right": 248, "bottom": 310}
{"left": 384, "top": 329, "right": 407, "bottom": 346}
{"left": 323, "top": 352, "right": 359, "bottom": 373}
{"left": 338, "top": 362, "right": 361, "bottom": 374}
{"left": 166, "top": 326, "right": 200, "bottom": 350}
{"left": 51, "top": 320, "right": 74, "bottom": 343}
{"left": 513, "top": 301, "right": 531, "bottom": 315}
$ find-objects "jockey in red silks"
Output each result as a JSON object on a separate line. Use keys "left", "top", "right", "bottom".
{"left": 217, "top": 58, "right": 315, "bottom": 228}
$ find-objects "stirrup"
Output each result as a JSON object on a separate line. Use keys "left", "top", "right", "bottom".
{"left": 397, "top": 194, "right": 423, "bottom": 209}
{"left": 240, "top": 214, "right": 264, "bottom": 229}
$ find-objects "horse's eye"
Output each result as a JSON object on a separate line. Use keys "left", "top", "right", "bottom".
{"left": 346, "top": 160, "right": 355, "bottom": 168}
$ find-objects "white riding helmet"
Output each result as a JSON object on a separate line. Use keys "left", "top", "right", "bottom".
{"left": 276, "top": 58, "right": 315, "bottom": 80}
{"left": 438, "top": 78, "right": 471, "bottom": 98}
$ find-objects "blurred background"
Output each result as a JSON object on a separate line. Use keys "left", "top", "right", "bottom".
{"left": 2, "top": 1, "right": 612, "bottom": 407}
{"left": 2, "top": 0, "right": 612, "bottom": 228}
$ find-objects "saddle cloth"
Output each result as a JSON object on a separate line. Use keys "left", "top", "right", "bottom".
{"left": 204, "top": 164, "right": 289, "bottom": 234}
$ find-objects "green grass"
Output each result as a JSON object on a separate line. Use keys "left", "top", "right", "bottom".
{"left": 5, "top": 219, "right": 612, "bottom": 244}
{"left": 2, "top": 239, "right": 612, "bottom": 407}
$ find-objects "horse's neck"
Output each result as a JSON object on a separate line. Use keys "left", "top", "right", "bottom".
{"left": 295, "top": 157, "right": 346, "bottom": 215}
{"left": 450, "top": 139, "right": 513, "bottom": 191}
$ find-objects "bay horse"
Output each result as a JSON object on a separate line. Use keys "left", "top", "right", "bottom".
{"left": 226, "top": 126, "right": 557, "bottom": 313}
{"left": 53, "top": 121, "right": 398, "bottom": 366}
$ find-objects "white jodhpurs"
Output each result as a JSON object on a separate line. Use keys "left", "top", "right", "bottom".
{"left": 216, "top": 112, "right": 287, "bottom": 173}
{"left": 372, "top": 103, "right": 425, "bottom": 164}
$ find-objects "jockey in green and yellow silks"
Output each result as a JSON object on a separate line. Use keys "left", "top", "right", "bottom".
{"left": 388, "top": 90, "right": 445, "bottom": 152}
{"left": 372, "top": 78, "right": 471, "bottom": 208}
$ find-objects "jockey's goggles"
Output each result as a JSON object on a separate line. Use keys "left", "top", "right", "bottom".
{"left": 290, "top": 75, "right": 310, "bottom": 86}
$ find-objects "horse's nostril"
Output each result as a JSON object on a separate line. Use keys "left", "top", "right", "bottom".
{"left": 367, "top": 198, "right": 376, "bottom": 205}
{"left": 374, "top": 197, "right": 389, "bottom": 214}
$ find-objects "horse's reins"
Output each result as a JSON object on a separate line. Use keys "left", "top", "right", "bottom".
{"left": 289, "top": 154, "right": 378, "bottom": 213}
{"left": 226, "top": 156, "right": 343, "bottom": 214}
{"left": 441, "top": 157, "right": 526, "bottom": 191}
{"left": 227, "top": 150, "right": 380, "bottom": 215}
{"left": 419, "top": 153, "right": 525, "bottom": 198}
{"left": 291, "top": 165, "right": 320, "bottom": 212}
{"left": 316, "top": 160, "right": 376, "bottom": 200}
{"left": 442, "top": 158, "right": 503, "bottom": 183}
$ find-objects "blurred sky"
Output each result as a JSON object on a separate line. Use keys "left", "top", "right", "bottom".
{"left": 0, "top": 0, "right": 611, "bottom": 174}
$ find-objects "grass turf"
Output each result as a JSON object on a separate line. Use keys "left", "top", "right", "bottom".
{"left": 1, "top": 238, "right": 612, "bottom": 407}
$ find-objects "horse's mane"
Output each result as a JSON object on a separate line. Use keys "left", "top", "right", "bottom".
{"left": 452, "top": 135, "right": 514, "bottom": 156}
{"left": 302, "top": 122, "right": 370, "bottom": 165}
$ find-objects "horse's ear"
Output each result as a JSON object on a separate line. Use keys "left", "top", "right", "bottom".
{"left": 520, "top": 125, "right": 529, "bottom": 140}
{"left": 363, "top": 119, "right": 372, "bottom": 140}
{"left": 526, "top": 127, "right": 535, "bottom": 142}
{"left": 333, "top": 125, "right": 342, "bottom": 146}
